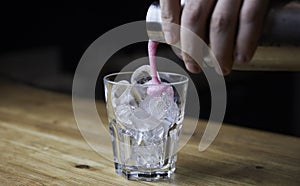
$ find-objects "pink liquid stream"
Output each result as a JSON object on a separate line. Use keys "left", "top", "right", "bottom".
{"left": 147, "top": 40, "right": 173, "bottom": 96}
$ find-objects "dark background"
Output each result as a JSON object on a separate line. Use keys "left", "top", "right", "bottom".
{"left": 0, "top": 2, "right": 299, "bottom": 137}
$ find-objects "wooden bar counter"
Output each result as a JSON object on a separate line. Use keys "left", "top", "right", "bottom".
{"left": 0, "top": 79, "right": 299, "bottom": 185}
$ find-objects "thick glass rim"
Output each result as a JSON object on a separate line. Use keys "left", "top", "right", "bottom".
{"left": 103, "top": 71, "right": 189, "bottom": 86}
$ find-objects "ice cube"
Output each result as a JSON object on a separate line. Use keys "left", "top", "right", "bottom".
{"left": 146, "top": 126, "right": 164, "bottom": 144}
{"left": 160, "top": 78, "right": 181, "bottom": 105}
{"left": 135, "top": 143, "right": 163, "bottom": 168}
{"left": 111, "top": 80, "right": 142, "bottom": 107}
{"left": 131, "top": 65, "right": 152, "bottom": 84}
{"left": 130, "top": 108, "right": 161, "bottom": 132}
{"left": 140, "top": 95, "right": 167, "bottom": 120}
{"left": 130, "top": 65, "right": 174, "bottom": 97}
{"left": 137, "top": 76, "right": 152, "bottom": 84}
{"left": 163, "top": 94, "right": 179, "bottom": 125}
{"left": 146, "top": 82, "right": 174, "bottom": 97}
{"left": 140, "top": 94, "right": 179, "bottom": 124}
{"left": 111, "top": 80, "right": 130, "bottom": 98}
{"left": 132, "top": 126, "right": 165, "bottom": 168}
{"left": 130, "top": 85, "right": 146, "bottom": 103}
{"left": 111, "top": 80, "right": 130, "bottom": 107}
{"left": 114, "top": 104, "right": 133, "bottom": 127}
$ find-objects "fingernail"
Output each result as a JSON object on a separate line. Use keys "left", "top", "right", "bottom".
{"left": 186, "top": 62, "right": 201, "bottom": 73}
{"left": 221, "top": 67, "right": 231, "bottom": 76}
{"left": 215, "top": 65, "right": 231, "bottom": 76}
{"left": 164, "top": 32, "right": 175, "bottom": 44}
{"left": 235, "top": 54, "right": 249, "bottom": 64}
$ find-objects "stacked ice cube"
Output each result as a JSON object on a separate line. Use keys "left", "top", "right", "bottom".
{"left": 111, "top": 65, "right": 179, "bottom": 132}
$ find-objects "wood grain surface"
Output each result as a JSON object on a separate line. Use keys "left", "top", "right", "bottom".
{"left": 0, "top": 79, "right": 299, "bottom": 185}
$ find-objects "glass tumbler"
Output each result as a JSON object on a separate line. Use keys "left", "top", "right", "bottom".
{"left": 104, "top": 72, "right": 188, "bottom": 181}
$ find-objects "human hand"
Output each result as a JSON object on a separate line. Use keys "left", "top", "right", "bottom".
{"left": 160, "top": 0, "right": 270, "bottom": 75}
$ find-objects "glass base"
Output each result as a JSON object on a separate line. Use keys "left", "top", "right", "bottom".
{"left": 114, "top": 162, "right": 176, "bottom": 181}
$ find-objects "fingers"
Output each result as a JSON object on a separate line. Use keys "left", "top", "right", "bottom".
{"left": 209, "top": 0, "right": 242, "bottom": 75}
{"left": 181, "top": 0, "right": 215, "bottom": 73}
{"left": 235, "top": 0, "right": 270, "bottom": 64}
{"left": 160, "top": 0, "right": 270, "bottom": 75}
{"left": 160, "top": 0, "right": 181, "bottom": 44}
